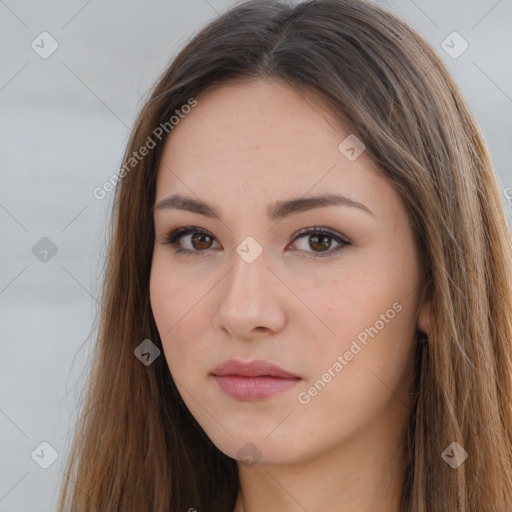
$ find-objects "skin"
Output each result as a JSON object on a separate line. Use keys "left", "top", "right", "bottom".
{"left": 149, "top": 77, "right": 430, "bottom": 512}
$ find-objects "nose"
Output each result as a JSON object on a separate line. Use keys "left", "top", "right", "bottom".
{"left": 212, "top": 246, "right": 287, "bottom": 340}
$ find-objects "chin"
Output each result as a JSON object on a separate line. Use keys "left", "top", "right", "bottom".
{"left": 209, "top": 431, "right": 311, "bottom": 466}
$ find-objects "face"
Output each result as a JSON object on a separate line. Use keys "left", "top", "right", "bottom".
{"left": 149, "top": 78, "right": 430, "bottom": 465}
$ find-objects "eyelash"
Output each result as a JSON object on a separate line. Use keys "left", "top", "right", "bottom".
{"left": 161, "top": 225, "right": 352, "bottom": 258}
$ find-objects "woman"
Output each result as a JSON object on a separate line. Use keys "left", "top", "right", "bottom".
{"left": 57, "top": 0, "right": 512, "bottom": 510}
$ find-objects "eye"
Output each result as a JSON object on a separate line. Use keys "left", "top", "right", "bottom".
{"left": 162, "top": 226, "right": 220, "bottom": 256}
{"left": 160, "top": 225, "right": 351, "bottom": 258}
{"left": 289, "top": 226, "right": 351, "bottom": 257}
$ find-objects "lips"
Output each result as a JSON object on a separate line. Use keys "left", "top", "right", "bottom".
{"left": 211, "top": 359, "right": 301, "bottom": 400}
{"left": 211, "top": 359, "right": 300, "bottom": 379}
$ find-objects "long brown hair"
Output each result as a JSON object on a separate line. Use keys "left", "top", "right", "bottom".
{"left": 56, "top": 0, "right": 512, "bottom": 510}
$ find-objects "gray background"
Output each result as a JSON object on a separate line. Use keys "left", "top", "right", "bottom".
{"left": 0, "top": 0, "right": 511, "bottom": 510}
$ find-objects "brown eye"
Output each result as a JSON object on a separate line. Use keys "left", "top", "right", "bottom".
{"left": 308, "top": 233, "right": 332, "bottom": 252}
{"left": 189, "top": 232, "right": 214, "bottom": 250}
{"left": 291, "top": 227, "right": 352, "bottom": 258}
{"left": 163, "top": 227, "right": 220, "bottom": 257}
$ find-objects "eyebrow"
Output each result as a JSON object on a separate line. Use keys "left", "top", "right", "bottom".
{"left": 152, "top": 192, "right": 374, "bottom": 221}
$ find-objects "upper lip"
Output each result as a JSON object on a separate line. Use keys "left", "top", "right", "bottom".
{"left": 211, "top": 359, "right": 301, "bottom": 379}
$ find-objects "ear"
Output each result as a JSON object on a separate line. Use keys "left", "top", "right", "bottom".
{"left": 416, "top": 297, "right": 431, "bottom": 336}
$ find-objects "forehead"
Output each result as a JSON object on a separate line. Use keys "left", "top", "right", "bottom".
{"left": 155, "top": 78, "right": 396, "bottom": 222}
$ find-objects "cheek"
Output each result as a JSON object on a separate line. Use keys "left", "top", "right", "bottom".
{"left": 149, "top": 264, "right": 175, "bottom": 335}
{"left": 318, "top": 270, "right": 388, "bottom": 339}
{"left": 313, "top": 257, "right": 418, "bottom": 391}
{"left": 149, "top": 258, "right": 209, "bottom": 376}
{"left": 149, "top": 261, "right": 184, "bottom": 361}
{"left": 149, "top": 254, "right": 198, "bottom": 334}
{"left": 297, "top": 299, "right": 415, "bottom": 433}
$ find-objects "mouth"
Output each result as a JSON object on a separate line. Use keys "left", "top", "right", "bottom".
{"left": 211, "top": 359, "right": 302, "bottom": 400}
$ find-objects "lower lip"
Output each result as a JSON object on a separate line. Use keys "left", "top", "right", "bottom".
{"left": 213, "top": 375, "right": 301, "bottom": 400}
